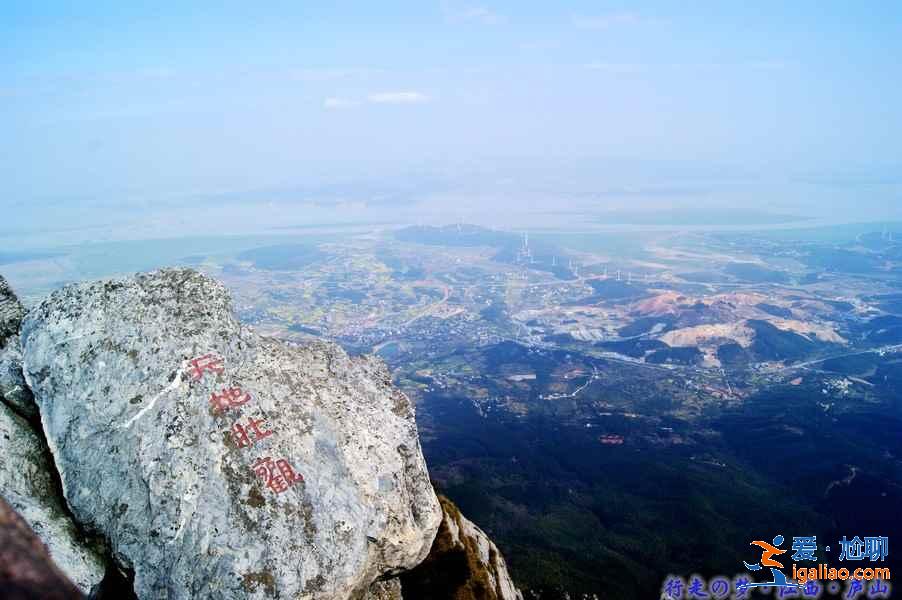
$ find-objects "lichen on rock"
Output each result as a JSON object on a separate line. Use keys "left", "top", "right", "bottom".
{"left": 362, "top": 578, "right": 403, "bottom": 600}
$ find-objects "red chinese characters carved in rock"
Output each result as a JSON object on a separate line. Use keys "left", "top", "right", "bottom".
{"left": 231, "top": 417, "right": 273, "bottom": 448}
{"left": 187, "top": 354, "right": 224, "bottom": 381}
{"left": 209, "top": 387, "right": 250, "bottom": 414}
{"left": 252, "top": 457, "right": 304, "bottom": 494}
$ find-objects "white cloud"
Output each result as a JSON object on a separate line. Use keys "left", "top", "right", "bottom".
{"left": 572, "top": 12, "right": 644, "bottom": 30}
{"left": 367, "top": 91, "right": 430, "bottom": 104}
{"left": 441, "top": 2, "right": 504, "bottom": 25}
{"left": 323, "top": 97, "right": 360, "bottom": 110}
{"left": 459, "top": 6, "right": 504, "bottom": 24}
{"left": 323, "top": 91, "right": 431, "bottom": 109}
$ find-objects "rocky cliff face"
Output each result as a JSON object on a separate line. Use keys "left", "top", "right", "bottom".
{"left": 0, "top": 276, "right": 25, "bottom": 344}
{"left": 0, "top": 275, "right": 107, "bottom": 595}
{"left": 0, "top": 275, "right": 36, "bottom": 418}
{"left": 401, "top": 496, "right": 523, "bottom": 600}
{"left": 0, "top": 268, "right": 523, "bottom": 600}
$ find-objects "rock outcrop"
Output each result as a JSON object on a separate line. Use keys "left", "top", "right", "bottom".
{"left": 21, "top": 268, "right": 442, "bottom": 599}
{"left": 0, "top": 496, "right": 83, "bottom": 600}
{"left": 0, "top": 275, "right": 25, "bottom": 344}
{"left": 0, "top": 276, "right": 107, "bottom": 595}
{"left": 1, "top": 267, "right": 523, "bottom": 600}
{"left": 0, "top": 399, "right": 107, "bottom": 594}
{"left": 401, "top": 496, "right": 523, "bottom": 600}
{"left": 0, "top": 275, "right": 36, "bottom": 418}
{"left": 0, "top": 336, "right": 36, "bottom": 419}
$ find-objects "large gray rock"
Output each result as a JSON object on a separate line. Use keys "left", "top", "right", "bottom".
{"left": 0, "top": 401, "right": 107, "bottom": 594}
{"left": 21, "top": 268, "right": 441, "bottom": 600}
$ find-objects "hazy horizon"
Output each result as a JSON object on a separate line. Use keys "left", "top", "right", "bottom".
{"left": 3, "top": 1, "right": 902, "bottom": 241}
{"left": 0, "top": 2, "right": 902, "bottom": 238}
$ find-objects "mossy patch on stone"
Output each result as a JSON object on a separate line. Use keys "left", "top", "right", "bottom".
{"left": 242, "top": 569, "right": 276, "bottom": 596}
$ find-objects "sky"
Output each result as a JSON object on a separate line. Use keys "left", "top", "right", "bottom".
{"left": 2, "top": 1, "right": 901, "bottom": 237}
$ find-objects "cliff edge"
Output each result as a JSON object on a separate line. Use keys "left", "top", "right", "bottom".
{"left": 0, "top": 269, "right": 522, "bottom": 600}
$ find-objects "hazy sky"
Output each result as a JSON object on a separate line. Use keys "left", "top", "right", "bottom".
{"left": 2, "top": 1, "right": 901, "bottom": 232}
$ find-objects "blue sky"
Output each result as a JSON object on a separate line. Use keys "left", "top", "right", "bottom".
{"left": 2, "top": 1, "right": 901, "bottom": 228}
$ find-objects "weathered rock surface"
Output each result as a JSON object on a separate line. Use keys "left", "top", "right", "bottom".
{"left": 0, "top": 276, "right": 37, "bottom": 418}
{"left": 1, "top": 335, "right": 37, "bottom": 418}
{"left": 362, "top": 579, "right": 403, "bottom": 600}
{"left": 0, "top": 275, "right": 25, "bottom": 344}
{"left": 0, "top": 495, "right": 83, "bottom": 600}
{"left": 401, "top": 496, "right": 523, "bottom": 600}
{"left": 21, "top": 268, "right": 442, "bottom": 599}
{"left": 0, "top": 401, "right": 107, "bottom": 594}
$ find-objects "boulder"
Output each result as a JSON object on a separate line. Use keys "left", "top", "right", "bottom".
{"left": 0, "top": 495, "right": 83, "bottom": 600}
{"left": 400, "top": 496, "right": 523, "bottom": 600}
{"left": 0, "top": 401, "right": 107, "bottom": 594}
{"left": 21, "top": 268, "right": 441, "bottom": 599}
